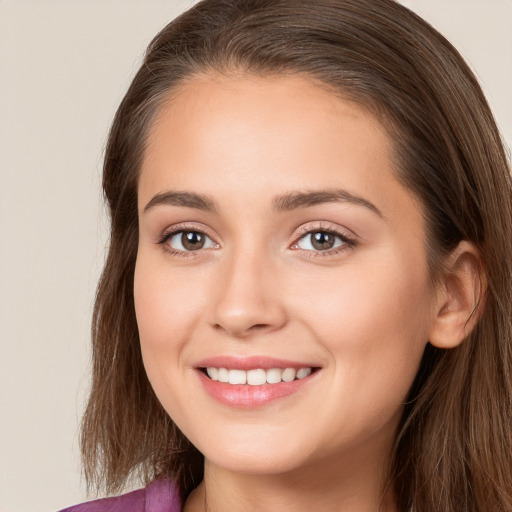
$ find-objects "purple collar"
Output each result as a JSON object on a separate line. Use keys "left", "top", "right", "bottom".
{"left": 59, "top": 478, "right": 181, "bottom": 512}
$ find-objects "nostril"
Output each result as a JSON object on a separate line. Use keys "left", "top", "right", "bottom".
{"left": 213, "top": 321, "right": 272, "bottom": 336}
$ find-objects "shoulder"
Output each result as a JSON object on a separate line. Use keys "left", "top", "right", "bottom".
{"left": 58, "top": 479, "right": 181, "bottom": 512}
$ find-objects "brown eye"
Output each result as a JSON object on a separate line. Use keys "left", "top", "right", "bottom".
{"left": 296, "top": 230, "right": 346, "bottom": 252}
{"left": 166, "top": 230, "right": 217, "bottom": 252}
{"left": 311, "top": 232, "right": 335, "bottom": 250}
{"left": 181, "top": 231, "right": 205, "bottom": 250}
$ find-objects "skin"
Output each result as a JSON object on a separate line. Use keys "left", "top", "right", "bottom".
{"left": 134, "top": 74, "right": 479, "bottom": 512}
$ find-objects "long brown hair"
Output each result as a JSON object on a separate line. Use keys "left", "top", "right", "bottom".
{"left": 81, "top": 1, "right": 512, "bottom": 510}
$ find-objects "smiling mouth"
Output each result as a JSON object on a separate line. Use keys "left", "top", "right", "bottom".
{"left": 202, "top": 367, "right": 317, "bottom": 385}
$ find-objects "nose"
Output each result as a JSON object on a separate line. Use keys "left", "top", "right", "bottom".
{"left": 210, "top": 248, "right": 288, "bottom": 338}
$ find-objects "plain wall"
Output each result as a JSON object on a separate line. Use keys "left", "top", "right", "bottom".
{"left": 0, "top": 1, "right": 510, "bottom": 511}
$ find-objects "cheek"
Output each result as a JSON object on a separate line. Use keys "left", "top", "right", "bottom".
{"left": 133, "top": 252, "right": 205, "bottom": 390}
{"left": 134, "top": 251, "right": 206, "bottom": 343}
{"left": 133, "top": 253, "right": 210, "bottom": 429}
{"left": 290, "top": 250, "right": 432, "bottom": 411}
{"left": 293, "top": 255, "right": 431, "bottom": 345}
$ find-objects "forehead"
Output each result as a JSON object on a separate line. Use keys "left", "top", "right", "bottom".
{"left": 144, "top": 73, "right": 389, "bottom": 158}
{"left": 138, "top": 73, "right": 418, "bottom": 224}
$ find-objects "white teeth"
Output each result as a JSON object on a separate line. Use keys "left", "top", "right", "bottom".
{"left": 206, "top": 367, "right": 218, "bottom": 380}
{"left": 281, "top": 368, "right": 296, "bottom": 382}
{"left": 266, "top": 368, "right": 282, "bottom": 384}
{"left": 228, "top": 369, "right": 247, "bottom": 385}
{"left": 205, "top": 366, "right": 313, "bottom": 385}
{"left": 247, "top": 369, "right": 267, "bottom": 386}
{"left": 217, "top": 367, "right": 229, "bottom": 383}
{"left": 296, "top": 367, "right": 312, "bottom": 379}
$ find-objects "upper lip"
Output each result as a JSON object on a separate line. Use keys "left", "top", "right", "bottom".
{"left": 195, "top": 356, "right": 320, "bottom": 371}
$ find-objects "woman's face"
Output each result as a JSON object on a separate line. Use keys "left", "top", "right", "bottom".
{"left": 135, "top": 74, "right": 437, "bottom": 476}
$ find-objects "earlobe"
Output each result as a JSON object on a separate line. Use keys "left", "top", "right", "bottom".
{"left": 428, "top": 241, "right": 486, "bottom": 349}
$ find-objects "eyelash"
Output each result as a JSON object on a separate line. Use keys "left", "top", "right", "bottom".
{"left": 156, "top": 223, "right": 357, "bottom": 258}
{"left": 291, "top": 224, "right": 357, "bottom": 257}
{"left": 156, "top": 223, "right": 217, "bottom": 258}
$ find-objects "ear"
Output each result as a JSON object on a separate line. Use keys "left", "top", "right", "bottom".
{"left": 428, "top": 241, "right": 486, "bottom": 349}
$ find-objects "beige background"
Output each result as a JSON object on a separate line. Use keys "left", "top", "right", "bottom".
{"left": 0, "top": 1, "right": 510, "bottom": 511}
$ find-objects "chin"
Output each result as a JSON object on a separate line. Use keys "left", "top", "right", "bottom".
{"left": 190, "top": 425, "right": 311, "bottom": 476}
{"left": 205, "top": 448, "right": 308, "bottom": 476}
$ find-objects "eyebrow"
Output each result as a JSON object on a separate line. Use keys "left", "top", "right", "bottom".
{"left": 144, "top": 191, "right": 218, "bottom": 213}
{"left": 272, "top": 189, "right": 383, "bottom": 217}
{"left": 143, "top": 188, "right": 383, "bottom": 217}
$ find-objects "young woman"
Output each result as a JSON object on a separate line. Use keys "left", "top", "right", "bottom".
{"left": 61, "top": 0, "right": 512, "bottom": 511}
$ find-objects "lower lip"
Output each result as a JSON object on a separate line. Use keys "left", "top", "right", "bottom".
{"left": 197, "top": 370, "right": 318, "bottom": 408}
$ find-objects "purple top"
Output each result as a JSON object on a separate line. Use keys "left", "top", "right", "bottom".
{"left": 59, "top": 479, "right": 181, "bottom": 512}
